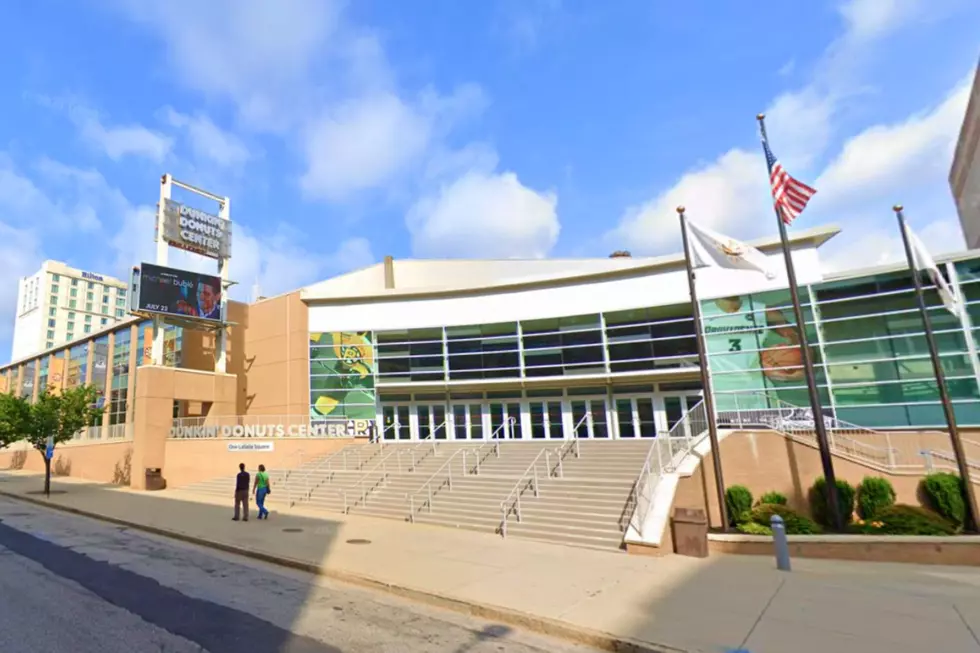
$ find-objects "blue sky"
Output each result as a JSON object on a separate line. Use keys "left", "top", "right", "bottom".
{"left": 0, "top": 0, "right": 978, "bottom": 362}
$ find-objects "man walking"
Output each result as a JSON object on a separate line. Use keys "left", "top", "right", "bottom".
{"left": 233, "top": 462, "right": 250, "bottom": 521}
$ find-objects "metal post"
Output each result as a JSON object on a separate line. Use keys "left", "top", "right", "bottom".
{"left": 771, "top": 515, "right": 792, "bottom": 572}
{"left": 678, "top": 207, "right": 731, "bottom": 531}
{"left": 151, "top": 174, "right": 172, "bottom": 366}
{"left": 756, "top": 116, "right": 842, "bottom": 532}
{"left": 895, "top": 205, "right": 979, "bottom": 532}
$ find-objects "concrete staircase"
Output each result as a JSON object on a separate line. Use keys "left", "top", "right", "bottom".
{"left": 180, "top": 438, "right": 654, "bottom": 551}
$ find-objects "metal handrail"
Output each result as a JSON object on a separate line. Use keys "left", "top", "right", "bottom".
{"left": 920, "top": 449, "right": 980, "bottom": 474}
{"left": 622, "top": 399, "right": 709, "bottom": 535}
{"left": 498, "top": 447, "right": 561, "bottom": 537}
{"left": 550, "top": 413, "right": 588, "bottom": 478}
{"left": 407, "top": 448, "right": 475, "bottom": 521}
{"left": 396, "top": 420, "right": 448, "bottom": 472}
{"left": 287, "top": 425, "right": 395, "bottom": 507}
{"left": 466, "top": 417, "right": 513, "bottom": 474}
{"left": 342, "top": 447, "right": 402, "bottom": 511}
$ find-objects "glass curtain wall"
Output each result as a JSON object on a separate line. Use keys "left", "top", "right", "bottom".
{"left": 371, "top": 308, "right": 699, "bottom": 386}
{"left": 20, "top": 361, "right": 35, "bottom": 401}
{"left": 66, "top": 342, "right": 89, "bottom": 389}
{"left": 701, "top": 261, "right": 980, "bottom": 428}
{"left": 110, "top": 328, "right": 131, "bottom": 425}
{"left": 92, "top": 335, "right": 110, "bottom": 409}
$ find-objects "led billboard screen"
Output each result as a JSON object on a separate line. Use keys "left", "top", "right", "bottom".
{"left": 131, "top": 263, "right": 223, "bottom": 323}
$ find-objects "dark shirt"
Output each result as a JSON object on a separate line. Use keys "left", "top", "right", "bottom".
{"left": 235, "top": 471, "right": 250, "bottom": 492}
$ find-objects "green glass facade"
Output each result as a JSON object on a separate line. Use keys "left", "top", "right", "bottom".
{"left": 702, "top": 257, "right": 980, "bottom": 428}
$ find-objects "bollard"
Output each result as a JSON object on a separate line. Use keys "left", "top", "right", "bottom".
{"left": 771, "top": 515, "right": 791, "bottom": 572}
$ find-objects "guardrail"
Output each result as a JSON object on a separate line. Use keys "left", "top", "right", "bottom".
{"left": 395, "top": 421, "right": 448, "bottom": 472}
{"left": 549, "top": 414, "right": 587, "bottom": 478}
{"left": 465, "top": 418, "right": 512, "bottom": 474}
{"left": 622, "top": 400, "right": 709, "bottom": 536}
{"left": 407, "top": 448, "right": 479, "bottom": 522}
{"left": 287, "top": 426, "right": 394, "bottom": 507}
{"left": 343, "top": 447, "right": 403, "bottom": 512}
{"left": 64, "top": 423, "right": 133, "bottom": 444}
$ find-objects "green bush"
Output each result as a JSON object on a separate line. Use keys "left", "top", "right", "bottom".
{"left": 725, "top": 485, "right": 753, "bottom": 526}
{"left": 808, "top": 477, "right": 855, "bottom": 527}
{"left": 864, "top": 504, "right": 957, "bottom": 536}
{"left": 758, "top": 491, "right": 788, "bottom": 506}
{"left": 921, "top": 473, "right": 966, "bottom": 528}
{"left": 737, "top": 522, "right": 772, "bottom": 536}
{"left": 856, "top": 477, "right": 896, "bottom": 519}
{"left": 750, "top": 503, "right": 822, "bottom": 535}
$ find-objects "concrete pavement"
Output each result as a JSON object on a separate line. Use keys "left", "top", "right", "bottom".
{"left": 2, "top": 471, "right": 980, "bottom": 652}
{"left": 0, "top": 497, "right": 601, "bottom": 653}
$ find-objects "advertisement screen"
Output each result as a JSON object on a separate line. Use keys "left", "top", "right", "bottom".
{"left": 133, "top": 263, "right": 223, "bottom": 323}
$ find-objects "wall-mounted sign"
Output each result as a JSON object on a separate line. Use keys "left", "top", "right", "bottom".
{"left": 161, "top": 199, "right": 232, "bottom": 260}
{"left": 227, "top": 442, "right": 275, "bottom": 452}
{"left": 170, "top": 419, "right": 376, "bottom": 439}
{"left": 82, "top": 271, "right": 104, "bottom": 282}
{"left": 131, "top": 263, "right": 223, "bottom": 323}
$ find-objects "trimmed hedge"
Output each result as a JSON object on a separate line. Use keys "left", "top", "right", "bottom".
{"left": 737, "top": 522, "right": 773, "bottom": 536}
{"left": 758, "top": 491, "right": 788, "bottom": 506}
{"left": 921, "top": 473, "right": 966, "bottom": 528}
{"left": 750, "top": 503, "right": 822, "bottom": 535}
{"left": 809, "top": 477, "right": 855, "bottom": 527}
{"left": 856, "top": 477, "right": 896, "bottom": 520}
{"left": 850, "top": 504, "right": 956, "bottom": 536}
{"left": 725, "top": 485, "right": 753, "bottom": 526}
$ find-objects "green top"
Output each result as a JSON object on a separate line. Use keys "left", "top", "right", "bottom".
{"left": 256, "top": 471, "right": 270, "bottom": 489}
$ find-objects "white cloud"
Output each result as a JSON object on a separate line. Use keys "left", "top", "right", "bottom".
{"left": 163, "top": 108, "right": 252, "bottom": 168}
{"left": 300, "top": 94, "right": 432, "bottom": 201}
{"left": 114, "top": 0, "right": 341, "bottom": 131}
{"left": 605, "top": 0, "right": 947, "bottom": 256}
{"left": 815, "top": 79, "right": 971, "bottom": 206}
{"left": 407, "top": 170, "right": 559, "bottom": 258}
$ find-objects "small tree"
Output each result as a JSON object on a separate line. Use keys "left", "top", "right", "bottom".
{"left": 0, "top": 385, "right": 103, "bottom": 496}
{"left": 0, "top": 392, "right": 30, "bottom": 449}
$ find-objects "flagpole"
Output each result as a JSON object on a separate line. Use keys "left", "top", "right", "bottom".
{"left": 756, "top": 113, "right": 843, "bottom": 532}
{"left": 894, "top": 205, "right": 979, "bottom": 533}
{"left": 678, "top": 206, "right": 731, "bottom": 532}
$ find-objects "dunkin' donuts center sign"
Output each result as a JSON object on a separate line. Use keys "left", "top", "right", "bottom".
{"left": 161, "top": 199, "right": 232, "bottom": 260}
{"left": 170, "top": 419, "right": 376, "bottom": 439}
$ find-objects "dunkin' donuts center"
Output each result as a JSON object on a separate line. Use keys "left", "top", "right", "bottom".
{"left": 3, "top": 223, "right": 980, "bottom": 553}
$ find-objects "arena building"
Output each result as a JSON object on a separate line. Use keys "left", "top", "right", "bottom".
{"left": 0, "top": 222, "right": 978, "bottom": 543}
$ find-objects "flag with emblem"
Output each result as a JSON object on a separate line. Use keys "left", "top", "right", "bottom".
{"left": 905, "top": 223, "right": 964, "bottom": 320}
{"left": 684, "top": 219, "right": 776, "bottom": 279}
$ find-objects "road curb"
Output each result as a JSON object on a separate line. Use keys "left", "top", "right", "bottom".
{"left": 0, "top": 489, "right": 682, "bottom": 653}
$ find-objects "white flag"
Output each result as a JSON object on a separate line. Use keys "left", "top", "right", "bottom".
{"left": 905, "top": 224, "right": 963, "bottom": 320}
{"left": 685, "top": 219, "right": 776, "bottom": 279}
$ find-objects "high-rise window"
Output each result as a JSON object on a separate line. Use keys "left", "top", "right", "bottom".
{"left": 110, "top": 328, "right": 131, "bottom": 425}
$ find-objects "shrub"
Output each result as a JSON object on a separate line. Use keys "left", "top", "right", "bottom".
{"left": 725, "top": 485, "right": 753, "bottom": 526}
{"left": 809, "top": 477, "right": 855, "bottom": 527}
{"left": 737, "top": 522, "right": 772, "bottom": 536}
{"left": 758, "top": 491, "right": 788, "bottom": 506}
{"left": 872, "top": 504, "right": 956, "bottom": 536}
{"left": 856, "top": 477, "right": 896, "bottom": 519}
{"left": 921, "top": 473, "right": 966, "bottom": 528}
{"left": 750, "top": 503, "right": 822, "bottom": 535}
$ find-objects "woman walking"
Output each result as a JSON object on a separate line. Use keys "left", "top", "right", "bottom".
{"left": 253, "top": 464, "right": 272, "bottom": 520}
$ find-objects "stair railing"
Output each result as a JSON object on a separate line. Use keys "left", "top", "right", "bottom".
{"left": 550, "top": 413, "right": 588, "bottom": 478}
{"left": 498, "top": 446, "right": 563, "bottom": 537}
{"left": 342, "top": 447, "right": 402, "bottom": 512}
{"left": 406, "top": 448, "right": 476, "bottom": 521}
{"left": 466, "top": 417, "right": 513, "bottom": 474}
{"left": 396, "top": 420, "right": 449, "bottom": 472}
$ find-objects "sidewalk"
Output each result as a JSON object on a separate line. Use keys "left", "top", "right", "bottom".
{"left": 1, "top": 471, "right": 979, "bottom": 653}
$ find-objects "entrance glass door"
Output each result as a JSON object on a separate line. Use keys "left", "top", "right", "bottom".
{"left": 416, "top": 404, "right": 448, "bottom": 440}
{"left": 615, "top": 397, "right": 657, "bottom": 438}
{"left": 528, "top": 400, "right": 564, "bottom": 439}
{"left": 663, "top": 394, "right": 702, "bottom": 437}
{"left": 381, "top": 404, "right": 412, "bottom": 440}
{"left": 570, "top": 398, "right": 609, "bottom": 438}
{"left": 488, "top": 402, "right": 522, "bottom": 439}
{"left": 450, "top": 403, "right": 485, "bottom": 440}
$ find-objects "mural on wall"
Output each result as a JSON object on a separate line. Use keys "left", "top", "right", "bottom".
{"left": 309, "top": 332, "right": 376, "bottom": 420}
{"left": 701, "top": 292, "right": 826, "bottom": 412}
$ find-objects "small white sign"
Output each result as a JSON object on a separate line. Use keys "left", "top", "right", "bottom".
{"left": 227, "top": 442, "right": 274, "bottom": 452}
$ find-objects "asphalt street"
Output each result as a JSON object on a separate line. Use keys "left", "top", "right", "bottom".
{"left": 0, "top": 497, "right": 602, "bottom": 653}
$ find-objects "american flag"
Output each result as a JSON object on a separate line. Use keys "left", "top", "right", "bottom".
{"left": 762, "top": 137, "right": 816, "bottom": 224}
